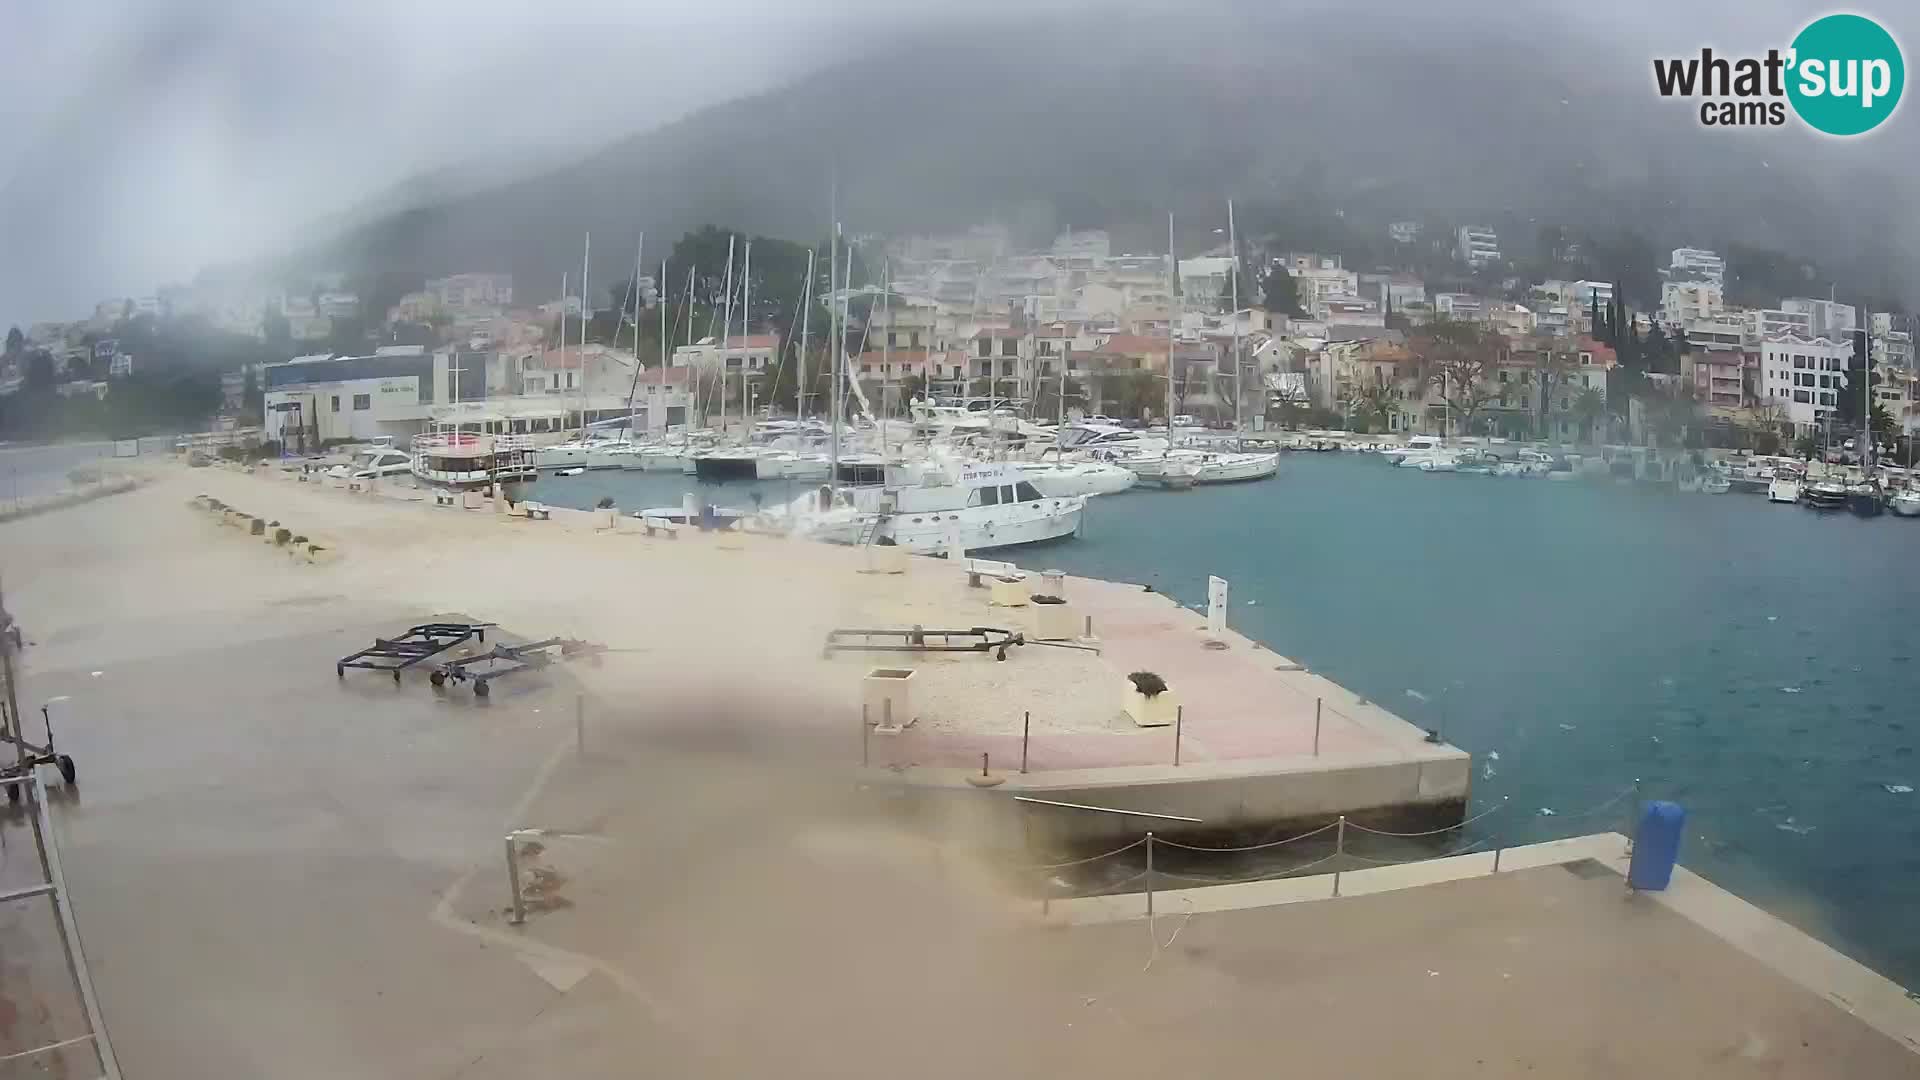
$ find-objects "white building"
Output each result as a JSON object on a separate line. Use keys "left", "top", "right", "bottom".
{"left": 1871, "top": 312, "right": 1914, "bottom": 372}
{"left": 1177, "top": 257, "right": 1238, "bottom": 309}
{"left": 1746, "top": 307, "right": 1813, "bottom": 342}
{"left": 1387, "top": 221, "right": 1421, "bottom": 244}
{"left": 1660, "top": 280, "right": 1723, "bottom": 326}
{"left": 261, "top": 347, "right": 443, "bottom": 450}
{"left": 1456, "top": 226, "right": 1500, "bottom": 266}
{"left": 1668, "top": 247, "right": 1725, "bottom": 284}
{"left": 429, "top": 273, "right": 514, "bottom": 313}
{"left": 1433, "top": 293, "right": 1486, "bottom": 321}
{"left": 1569, "top": 280, "right": 1614, "bottom": 309}
{"left": 670, "top": 333, "right": 779, "bottom": 374}
{"left": 1780, "top": 297, "right": 1857, "bottom": 340}
{"left": 1757, "top": 334, "right": 1851, "bottom": 436}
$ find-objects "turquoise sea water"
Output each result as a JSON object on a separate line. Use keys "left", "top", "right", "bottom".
{"left": 527, "top": 456, "right": 1920, "bottom": 989}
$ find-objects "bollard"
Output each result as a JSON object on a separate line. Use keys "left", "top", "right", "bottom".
{"left": 1084, "top": 614, "right": 1093, "bottom": 639}
{"left": 505, "top": 836, "right": 526, "bottom": 925}
{"left": 1173, "top": 705, "right": 1184, "bottom": 766}
{"left": 1333, "top": 815, "right": 1346, "bottom": 897}
{"left": 1492, "top": 845, "right": 1503, "bottom": 874}
{"left": 861, "top": 704, "right": 870, "bottom": 767}
{"left": 1021, "top": 711, "right": 1031, "bottom": 774}
{"left": 575, "top": 693, "right": 585, "bottom": 758}
{"left": 1314, "top": 698, "right": 1322, "bottom": 756}
{"left": 1145, "top": 831, "right": 1155, "bottom": 921}
{"left": 981, "top": 751, "right": 990, "bottom": 777}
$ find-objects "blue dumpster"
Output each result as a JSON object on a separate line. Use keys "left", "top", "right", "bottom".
{"left": 1627, "top": 800, "right": 1685, "bottom": 891}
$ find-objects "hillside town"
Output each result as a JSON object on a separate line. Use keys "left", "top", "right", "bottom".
{"left": 3, "top": 221, "right": 1915, "bottom": 459}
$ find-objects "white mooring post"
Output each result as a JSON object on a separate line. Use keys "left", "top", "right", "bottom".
{"left": 1207, "top": 575, "right": 1229, "bottom": 636}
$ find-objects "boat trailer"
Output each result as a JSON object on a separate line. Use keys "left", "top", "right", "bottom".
{"left": 822, "top": 626, "right": 1098, "bottom": 662}
{"left": 2, "top": 703, "right": 75, "bottom": 805}
{"left": 336, "top": 622, "right": 494, "bottom": 683}
{"left": 430, "top": 637, "right": 607, "bottom": 698}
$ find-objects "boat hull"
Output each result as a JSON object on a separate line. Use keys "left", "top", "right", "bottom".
{"left": 1194, "top": 453, "right": 1279, "bottom": 483}
{"left": 692, "top": 454, "right": 759, "bottom": 482}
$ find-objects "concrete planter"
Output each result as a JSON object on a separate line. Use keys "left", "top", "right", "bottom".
{"left": 1122, "top": 683, "right": 1180, "bottom": 728}
{"left": 1030, "top": 601, "right": 1080, "bottom": 641}
{"left": 599, "top": 508, "right": 620, "bottom": 530}
{"left": 863, "top": 667, "right": 916, "bottom": 733}
{"left": 988, "top": 576, "right": 1030, "bottom": 607}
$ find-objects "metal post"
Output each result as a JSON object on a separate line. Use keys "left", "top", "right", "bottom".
{"left": 1173, "top": 705, "right": 1184, "bottom": 766}
{"left": 1145, "top": 831, "right": 1155, "bottom": 921}
{"left": 1333, "top": 815, "right": 1346, "bottom": 897}
{"left": 1626, "top": 776, "right": 1642, "bottom": 855}
{"left": 1492, "top": 845, "right": 1503, "bottom": 874}
{"left": 22, "top": 772, "right": 123, "bottom": 1079}
{"left": 1084, "top": 615, "right": 1093, "bottom": 638}
{"left": 1021, "top": 711, "right": 1030, "bottom": 774}
{"left": 1314, "top": 697, "right": 1322, "bottom": 756}
{"left": 981, "top": 751, "right": 990, "bottom": 777}
{"left": 505, "top": 835, "right": 526, "bottom": 925}
{"left": 861, "top": 704, "right": 869, "bottom": 767}
{"left": 574, "top": 693, "right": 585, "bottom": 758}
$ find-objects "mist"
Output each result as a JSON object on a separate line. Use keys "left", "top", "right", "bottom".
{"left": 2, "top": 0, "right": 1914, "bottom": 326}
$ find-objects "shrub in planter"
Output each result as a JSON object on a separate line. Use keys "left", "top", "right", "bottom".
{"left": 596, "top": 496, "right": 616, "bottom": 510}
{"left": 290, "top": 535, "right": 308, "bottom": 545}
{"left": 274, "top": 528, "right": 292, "bottom": 545}
{"left": 1127, "top": 671, "right": 1168, "bottom": 698}
{"left": 1031, "top": 594, "right": 1066, "bottom": 605}
{"left": 249, "top": 518, "right": 266, "bottom": 535}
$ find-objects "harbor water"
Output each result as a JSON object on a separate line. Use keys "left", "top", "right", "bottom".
{"left": 526, "top": 454, "right": 1920, "bottom": 989}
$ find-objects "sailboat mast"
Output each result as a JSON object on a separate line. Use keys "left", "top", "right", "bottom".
{"left": 716, "top": 234, "right": 736, "bottom": 436}
{"left": 881, "top": 261, "right": 891, "bottom": 459}
{"left": 829, "top": 220, "right": 842, "bottom": 483}
{"left": 659, "top": 259, "right": 669, "bottom": 433}
{"left": 622, "top": 233, "right": 645, "bottom": 432}
{"left": 558, "top": 270, "right": 568, "bottom": 435}
{"left": 1228, "top": 198, "right": 1240, "bottom": 435}
{"left": 742, "top": 240, "right": 753, "bottom": 433}
{"left": 798, "top": 248, "right": 814, "bottom": 420}
{"left": 1165, "top": 212, "right": 1176, "bottom": 438}
{"left": 579, "top": 233, "right": 590, "bottom": 438}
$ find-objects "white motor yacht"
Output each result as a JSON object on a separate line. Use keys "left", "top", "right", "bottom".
{"left": 1767, "top": 476, "right": 1802, "bottom": 503}
{"left": 326, "top": 446, "right": 414, "bottom": 481}
{"left": 1382, "top": 436, "right": 1447, "bottom": 465}
{"left": 787, "top": 460, "right": 1084, "bottom": 554}
{"left": 1023, "top": 459, "right": 1137, "bottom": 497}
{"left": 1892, "top": 489, "right": 1920, "bottom": 517}
{"left": 1190, "top": 451, "right": 1279, "bottom": 483}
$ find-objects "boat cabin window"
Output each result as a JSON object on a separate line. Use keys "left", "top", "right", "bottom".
{"left": 1013, "top": 481, "right": 1042, "bottom": 502}
{"left": 974, "top": 485, "right": 1000, "bottom": 506}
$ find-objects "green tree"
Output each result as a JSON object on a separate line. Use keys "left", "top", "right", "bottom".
{"left": 1570, "top": 388, "right": 1606, "bottom": 445}
{"left": 1259, "top": 267, "right": 1304, "bottom": 317}
{"left": 1531, "top": 347, "right": 1577, "bottom": 438}
{"left": 1871, "top": 400, "right": 1896, "bottom": 441}
{"left": 1414, "top": 318, "right": 1497, "bottom": 436}
{"left": 23, "top": 349, "right": 56, "bottom": 390}
{"left": 1344, "top": 380, "right": 1395, "bottom": 433}
{"left": 1096, "top": 371, "right": 1162, "bottom": 422}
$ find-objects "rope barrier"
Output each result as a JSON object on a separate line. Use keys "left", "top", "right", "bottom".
{"left": 1022, "top": 837, "right": 1147, "bottom": 870}
{"left": 1150, "top": 820, "right": 1339, "bottom": 853}
{"left": 1147, "top": 850, "right": 1344, "bottom": 886}
{"left": 1342, "top": 798, "right": 1510, "bottom": 838}
{"left": 1337, "top": 837, "right": 1492, "bottom": 867}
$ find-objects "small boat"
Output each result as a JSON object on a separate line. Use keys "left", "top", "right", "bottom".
{"left": 1699, "top": 473, "right": 1731, "bottom": 495}
{"left": 1802, "top": 480, "right": 1848, "bottom": 511}
{"left": 1767, "top": 477, "right": 1802, "bottom": 504}
{"left": 556, "top": 466, "right": 586, "bottom": 477}
{"left": 410, "top": 431, "right": 537, "bottom": 490}
{"left": 1191, "top": 452, "right": 1279, "bottom": 483}
{"left": 1891, "top": 489, "right": 1920, "bottom": 517}
{"left": 326, "top": 446, "right": 414, "bottom": 481}
{"left": 1024, "top": 460, "right": 1138, "bottom": 498}
{"left": 787, "top": 460, "right": 1084, "bottom": 554}
{"left": 1847, "top": 483, "right": 1886, "bottom": 518}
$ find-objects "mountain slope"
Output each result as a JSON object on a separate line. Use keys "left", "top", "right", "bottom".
{"left": 314, "top": 8, "right": 1920, "bottom": 309}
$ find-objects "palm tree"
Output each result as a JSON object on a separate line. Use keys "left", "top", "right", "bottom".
{"left": 1570, "top": 388, "right": 1605, "bottom": 446}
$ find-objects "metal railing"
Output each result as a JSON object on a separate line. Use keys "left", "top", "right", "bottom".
{"left": 0, "top": 772, "right": 121, "bottom": 1079}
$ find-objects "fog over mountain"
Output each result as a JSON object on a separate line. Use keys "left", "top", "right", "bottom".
{"left": 5, "top": 1, "right": 1915, "bottom": 323}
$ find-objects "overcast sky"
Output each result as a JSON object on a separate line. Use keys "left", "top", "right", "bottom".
{"left": 0, "top": 0, "right": 1899, "bottom": 328}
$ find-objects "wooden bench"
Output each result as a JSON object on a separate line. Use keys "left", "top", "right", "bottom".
{"left": 963, "top": 558, "right": 1021, "bottom": 588}
{"left": 522, "top": 501, "right": 551, "bottom": 521}
{"left": 433, "top": 491, "right": 457, "bottom": 507}
{"left": 640, "top": 516, "right": 680, "bottom": 539}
